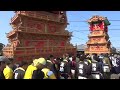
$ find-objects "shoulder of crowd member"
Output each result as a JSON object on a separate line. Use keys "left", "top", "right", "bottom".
{"left": 103, "top": 57, "right": 109, "bottom": 62}
{"left": 24, "top": 64, "right": 37, "bottom": 79}
{"left": 3, "top": 66, "right": 13, "bottom": 79}
{"left": 41, "top": 68, "right": 50, "bottom": 79}
{"left": 91, "top": 58, "right": 97, "bottom": 62}
{"left": 0, "top": 71, "right": 5, "bottom": 79}
{"left": 14, "top": 67, "right": 25, "bottom": 72}
{"left": 87, "top": 59, "right": 92, "bottom": 64}
{"left": 32, "top": 69, "right": 45, "bottom": 79}
{"left": 47, "top": 71, "right": 56, "bottom": 79}
{"left": 4, "top": 65, "right": 13, "bottom": 72}
{"left": 47, "top": 60, "right": 52, "bottom": 64}
{"left": 14, "top": 68, "right": 25, "bottom": 79}
{"left": 63, "top": 59, "right": 68, "bottom": 63}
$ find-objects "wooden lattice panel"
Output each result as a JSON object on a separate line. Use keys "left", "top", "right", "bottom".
{"left": 25, "top": 19, "right": 45, "bottom": 33}
{"left": 90, "top": 37, "right": 107, "bottom": 44}
{"left": 89, "top": 30, "right": 104, "bottom": 37}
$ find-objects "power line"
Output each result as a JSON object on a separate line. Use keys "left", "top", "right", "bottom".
{"left": 109, "top": 20, "right": 120, "bottom": 21}
{"left": 69, "top": 29, "right": 120, "bottom": 32}
{"left": 68, "top": 20, "right": 120, "bottom": 22}
{"left": 68, "top": 21, "right": 86, "bottom": 22}
{"left": 68, "top": 24, "right": 120, "bottom": 26}
{"left": 72, "top": 36, "right": 85, "bottom": 40}
{"left": 68, "top": 23, "right": 120, "bottom": 28}
{"left": 110, "top": 25, "right": 120, "bottom": 26}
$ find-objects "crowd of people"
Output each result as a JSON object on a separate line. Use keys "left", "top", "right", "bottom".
{"left": 0, "top": 53, "right": 120, "bottom": 79}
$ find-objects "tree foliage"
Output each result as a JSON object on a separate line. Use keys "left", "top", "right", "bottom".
{"left": 0, "top": 43, "right": 4, "bottom": 55}
{"left": 111, "top": 47, "right": 117, "bottom": 54}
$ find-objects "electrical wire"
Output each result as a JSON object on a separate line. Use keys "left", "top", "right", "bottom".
{"left": 68, "top": 20, "right": 120, "bottom": 22}
{"left": 69, "top": 29, "right": 120, "bottom": 32}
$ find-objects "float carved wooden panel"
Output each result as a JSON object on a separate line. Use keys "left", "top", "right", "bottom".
{"left": 90, "top": 46, "right": 105, "bottom": 51}
{"left": 60, "top": 41, "right": 65, "bottom": 46}
{"left": 47, "top": 23, "right": 57, "bottom": 33}
{"left": 92, "top": 38, "right": 101, "bottom": 43}
{"left": 92, "top": 31, "right": 101, "bottom": 35}
{"left": 26, "top": 20, "right": 45, "bottom": 33}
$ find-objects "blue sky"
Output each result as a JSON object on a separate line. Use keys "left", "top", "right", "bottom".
{"left": 1, "top": 11, "right": 120, "bottom": 48}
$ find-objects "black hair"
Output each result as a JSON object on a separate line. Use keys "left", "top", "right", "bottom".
{"left": 103, "top": 53, "right": 108, "bottom": 57}
{"left": 56, "top": 57, "right": 60, "bottom": 60}
{"left": 19, "top": 60, "right": 28, "bottom": 67}
{"left": 32, "top": 70, "right": 45, "bottom": 79}
{"left": 8, "top": 58, "right": 14, "bottom": 62}
{"left": 0, "top": 61, "right": 5, "bottom": 65}
{"left": 69, "top": 54, "right": 72, "bottom": 57}
{"left": 46, "top": 57, "right": 50, "bottom": 60}
{"left": 49, "top": 55, "right": 54, "bottom": 58}
{"left": 60, "top": 58, "right": 63, "bottom": 61}
{"left": 94, "top": 53, "right": 97, "bottom": 56}
{"left": 79, "top": 55, "right": 85, "bottom": 61}
{"left": 86, "top": 56, "right": 91, "bottom": 60}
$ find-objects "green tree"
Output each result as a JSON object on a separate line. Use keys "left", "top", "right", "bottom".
{"left": 111, "top": 47, "right": 117, "bottom": 54}
{"left": 0, "top": 43, "right": 4, "bottom": 55}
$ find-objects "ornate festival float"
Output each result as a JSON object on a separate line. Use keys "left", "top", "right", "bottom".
{"left": 85, "top": 15, "right": 111, "bottom": 54}
{"left": 3, "top": 11, "right": 76, "bottom": 62}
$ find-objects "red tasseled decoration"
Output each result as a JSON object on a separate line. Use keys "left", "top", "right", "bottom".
{"left": 89, "top": 24, "right": 93, "bottom": 31}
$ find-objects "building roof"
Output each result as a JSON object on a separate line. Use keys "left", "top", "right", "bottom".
{"left": 77, "top": 44, "right": 86, "bottom": 51}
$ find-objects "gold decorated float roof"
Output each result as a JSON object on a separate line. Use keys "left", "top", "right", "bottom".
{"left": 87, "top": 15, "right": 110, "bottom": 25}
{"left": 88, "top": 15, "right": 105, "bottom": 23}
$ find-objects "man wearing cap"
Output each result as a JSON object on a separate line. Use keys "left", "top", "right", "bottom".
{"left": 0, "top": 56, "right": 13, "bottom": 79}
{"left": 24, "top": 58, "right": 46, "bottom": 79}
